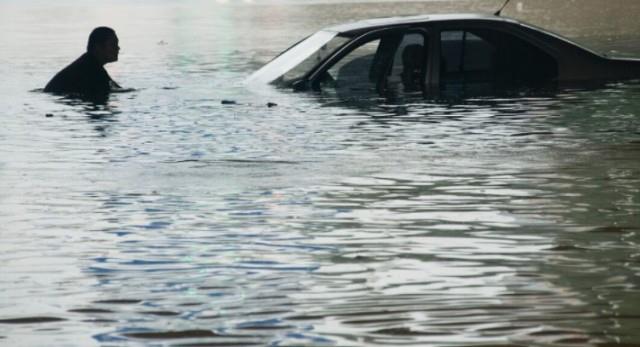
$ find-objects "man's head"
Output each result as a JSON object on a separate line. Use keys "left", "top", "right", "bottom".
{"left": 87, "top": 27, "right": 119, "bottom": 65}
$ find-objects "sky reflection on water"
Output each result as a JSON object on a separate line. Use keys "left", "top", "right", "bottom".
{"left": 1, "top": 1, "right": 640, "bottom": 346}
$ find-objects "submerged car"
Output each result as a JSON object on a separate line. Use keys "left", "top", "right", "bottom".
{"left": 247, "top": 13, "right": 640, "bottom": 98}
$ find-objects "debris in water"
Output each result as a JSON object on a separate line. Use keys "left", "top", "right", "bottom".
{"left": 267, "top": 102, "right": 278, "bottom": 107}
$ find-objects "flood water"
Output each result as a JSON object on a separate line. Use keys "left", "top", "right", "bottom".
{"left": 1, "top": 1, "right": 640, "bottom": 346}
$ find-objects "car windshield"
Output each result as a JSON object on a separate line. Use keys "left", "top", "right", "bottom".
{"left": 247, "top": 30, "right": 349, "bottom": 86}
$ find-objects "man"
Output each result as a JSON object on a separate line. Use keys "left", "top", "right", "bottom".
{"left": 44, "top": 27, "right": 122, "bottom": 97}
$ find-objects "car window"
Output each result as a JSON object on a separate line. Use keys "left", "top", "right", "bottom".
{"left": 280, "top": 34, "right": 349, "bottom": 86}
{"left": 440, "top": 30, "right": 496, "bottom": 94}
{"left": 388, "top": 33, "right": 427, "bottom": 94}
{"left": 319, "top": 38, "right": 382, "bottom": 96}
{"left": 319, "top": 31, "right": 428, "bottom": 98}
{"left": 247, "top": 30, "right": 349, "bottom": 86}
{"left": 439, "top": 28, "right": 558, "bottom": 96}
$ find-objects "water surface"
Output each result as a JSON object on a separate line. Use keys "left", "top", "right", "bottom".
{"left": 1, "top": 1, "right": 640, "bottom": 346}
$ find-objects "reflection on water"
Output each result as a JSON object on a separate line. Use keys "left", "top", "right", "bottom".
{"left": 1, "top": 1, "right": 640, "bottom": 346}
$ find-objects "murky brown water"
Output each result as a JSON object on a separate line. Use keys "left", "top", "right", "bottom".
{"left": 1, "top": 1, "right": 640, "bottom": 346}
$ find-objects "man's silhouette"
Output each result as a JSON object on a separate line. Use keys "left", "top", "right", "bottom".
{"left": 45, "top": 27, "right": 121, "bottom": 98}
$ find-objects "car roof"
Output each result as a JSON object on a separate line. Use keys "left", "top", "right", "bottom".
{"left": 325, "top": 13, "right": 522, "bottom": 34}
{"left": 322, "top": 13, "right": 603, "bottom": 56}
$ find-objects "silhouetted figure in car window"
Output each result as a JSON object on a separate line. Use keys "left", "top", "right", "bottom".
{"left": 401, "top": 44, "right": 425, "bottom": 92}
{"left": 44, "top": 27, "right": 122, "bottom": 99}
{"left": 402, "top": 44, "right": 426, "bottom": 92}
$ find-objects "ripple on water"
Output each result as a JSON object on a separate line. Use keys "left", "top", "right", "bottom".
{"left": 3, "top": 4, "right": 640, "bottom": 346}
{"left": 0, "top": 317, "right": 67, "bottom": 324}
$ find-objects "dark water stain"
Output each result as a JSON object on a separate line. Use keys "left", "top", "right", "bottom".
{"left": 124, "top": 330, "right": 220, "bottom": 339}
{"left": 236, "top": 324, "right": 293, "bottom": 331}
{"left": 174, "top": 343, "right": 262, "bottom": 347}
{"left": 554, "top": 337, "right": 593, "bottom": 344}
{"left": 139, "top": 311, "right": 181, "bottom": 316}
{"left": 344, "top": 317, "right": 407, "bottom": 325}
{"left": 197, "top": 286, "right": 233, "bottom": 290}
{"left": 166, "top": 158, "right": 305, "bottom": 166}
{"left": 246, "top": 310, "right": 291, "bottom": 316}
{"left": 546, "top": 245, "right": 589, "bottom": 252}
{"left": 373, "top": 327, "right": 450, "bottom": 336}
{"left": 35, "top": 327, "right": 62, "bottom": 332}
{"left": 82, "top": 319, "right": 117, "bottom": 323}
{"left": 236, "top": 319, "right": 294, "bottom": 331}
{"left": 0, "top": 317, "right": 66, "bottom": 324}
{"left": 478, "top": 325, "right": 534, "bottom": 332}
{"left": 93, "top": 299, "right": 142, "bottom": 305}
{"left": 589, "top": 226, "right": 634, "bottom": 233}
{"left": 603, "top": 315, "right": 640, "bottom": 319}
{"left": 252, "top": 295, "right": 288, "bottom": 300}
{"left": 529, "top": 329, "right": 587, "bottom": 336}
{"left": 462, "top": 305, "right": 530, "bottom": 312}
{"left": 69, "top": 308, "right": 114, "bottom": 313}
{"left": 511, "top": 131, "right": 555, "bottom": 137}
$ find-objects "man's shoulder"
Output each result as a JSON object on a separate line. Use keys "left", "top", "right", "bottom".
{"left": 44, "top": 53, "right": 103, "bottom": 93}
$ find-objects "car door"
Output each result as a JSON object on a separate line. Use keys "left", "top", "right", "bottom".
{"left": 312, "top": 27, "right": 431, "bottom": 99}
{"left": 435, "top": 23, "right": 558, "bottom": 97}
